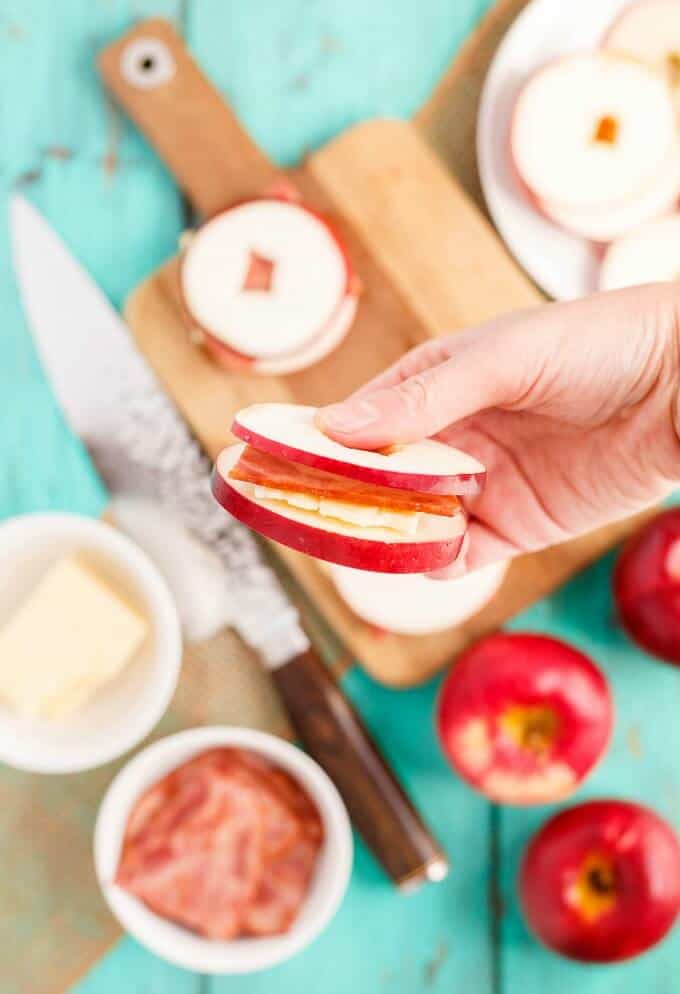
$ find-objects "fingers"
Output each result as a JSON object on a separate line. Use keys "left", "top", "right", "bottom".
{"left": 426, "top": 521, "right": 518, "bottom": 580}
{"left": 316, "top": 327, "right": 522, "bottom": 449}
{"left": 350, "top": 338, "right": 455, "bottom": 399}
{"left": 318, "top": 282, "right": 680, "bottom": 451}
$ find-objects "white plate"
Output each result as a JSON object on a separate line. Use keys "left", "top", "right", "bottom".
{"left": 477, "top": 0, "right": 636, "bottom": 300}
{"left": 95, "top": 726, "right": 353, "bottom": 974}
{"left": 0, "top": 513, "right": 181, "bottom": 772}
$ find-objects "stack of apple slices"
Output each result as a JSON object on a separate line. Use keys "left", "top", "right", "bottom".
{"left": 511, "top": 0, "right": 680, "bottom": 290}
{"left": 212, "top": 403, "right": 484, "bottom": 574}
{"left": 180, "top": 197, "right": 359, "bottom": 374}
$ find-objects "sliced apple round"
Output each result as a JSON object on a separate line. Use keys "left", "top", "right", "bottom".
{"left": 200, "top": 289, "right": 359, "bottom": 376}
{"left": 605, "top": 0, "right": 680, "bottom": 103}
{"left": 599, "top": 213, "right": 680, "bottom": 289}
{"left": 326, "top": 560, "right": 509, "bottom": 635}
{"left": 232, "top": 403, "right": 486, "bottom": 497}
{"left": 539, "top": 146, "right": 680, "bottom": 242}
{"left": 212, "top": 445, "right": 467, "bottom": 573}
{"left": 512, "top": 53, "right": 676, "bottom": 211}
{"left": 180, "top": 198, "right": 358, "bottom": 375}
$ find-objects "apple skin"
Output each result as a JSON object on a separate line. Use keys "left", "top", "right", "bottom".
{"left": 614, "top": 508, "right": 680, "bottom": 664}
{"left": 232, "top": 411, "right": 486, "bottom": 498}
{"left": 520, "top": 800, "right": 680, "bottom": 962}
{"left": 211, "top": 467, "right": 465, "bottom": 574}
{"left": 436, "top": 633, "right": 612, "bottom": 805}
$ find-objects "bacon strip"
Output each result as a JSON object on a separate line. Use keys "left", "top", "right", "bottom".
{"left": 229, "top": 445, "right": 462, "bottom": 517}
{"left": 115, "top": 747, "right": 324, "bottom": 941}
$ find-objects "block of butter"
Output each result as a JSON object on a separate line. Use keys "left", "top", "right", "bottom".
{"left": 0, "top": 555, "right": 148, "bottom": 720}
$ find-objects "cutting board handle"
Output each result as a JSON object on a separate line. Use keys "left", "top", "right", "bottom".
{"left": 273, "top": 648, "right": 449, "bottom": 891}
{"left": 98, "top": 18, "right": 280, "bottom": 217}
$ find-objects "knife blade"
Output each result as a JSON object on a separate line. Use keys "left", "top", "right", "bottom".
{"left": 10, "top": 193, "right": 449, "bottom": 890}
{"left": 10, "top": 193, "right": 304, "bottom": 664}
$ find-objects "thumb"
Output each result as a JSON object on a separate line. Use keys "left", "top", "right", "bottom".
{"left": 316, "top": 335, "right": 514, "bottom": 449}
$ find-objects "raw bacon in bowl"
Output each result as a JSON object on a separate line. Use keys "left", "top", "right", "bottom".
{"left": 94, "top": 727, "right": 352, "bottom": 974}
{"left": 115, "top": 747, "right": 324, "bottom": 940}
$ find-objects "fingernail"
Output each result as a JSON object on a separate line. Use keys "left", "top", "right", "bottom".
{"left": 318, "top": 399, "right": 380, "bottom": 434}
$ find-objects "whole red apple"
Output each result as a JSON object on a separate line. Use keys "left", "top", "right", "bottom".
{"left": 519, "top": 800, "right": 680, "bottom": 962}
{"left": 614, "top": 508, "right": 680, "bottom": 664}
{"left": 436, "top": 633, "right": 612, "bottom": 804}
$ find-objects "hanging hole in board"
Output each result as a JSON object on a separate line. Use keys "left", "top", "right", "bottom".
{"left": 120, "top": 38, "right": 176, "bottom": 90}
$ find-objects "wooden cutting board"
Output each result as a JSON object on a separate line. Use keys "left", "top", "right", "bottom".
{"left": 101, "top": 10, "right": 650, "bottom": 690}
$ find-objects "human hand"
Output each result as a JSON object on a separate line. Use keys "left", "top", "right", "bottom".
{"left": 317, "top": 284, "right": 680, "bottom": 576}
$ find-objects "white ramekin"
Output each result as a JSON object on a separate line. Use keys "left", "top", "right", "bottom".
{"left": 94, "top": 725, "right": 353, "bottom": 973}
{"left": 0, "top": 512, "right": 182, "bottom": 772}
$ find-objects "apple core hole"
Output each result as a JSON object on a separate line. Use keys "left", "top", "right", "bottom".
{"left": 242, "top": 251, "right": 275, "bottom": 293}
{"left": 593, "top": 115, "right": 618, "bottom": 145}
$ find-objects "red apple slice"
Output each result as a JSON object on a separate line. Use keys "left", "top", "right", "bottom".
{"left": 599, "top": 212, "right": 680, "bottom": 289}
{"left": 613, "top": 507, "right": 680, "bottom": 663}
{"left": 212, "top": 445, "right": 467, "bottom": 573}
{"left": 180, "top": 198, "right": 357, "bottom": 374}
{"left": 605, "top": 0, "right": 680, "bottom": 106}
{"left": 232, "top": 404, "right": 486, "bottom": 497}
{"left": 327, "top": 560, "right": 508, "bottom": 635}
{"left": 436, "top": 633, "right": 612, "bottom": 805}
{"left": 540, "top": 147, "right": 680, "bottom": 242}
{"left": 520, "top": 800, "right": 680, "bottom": 962}
{"left": 512, "top": 53, "right": 676, "bottom": 211}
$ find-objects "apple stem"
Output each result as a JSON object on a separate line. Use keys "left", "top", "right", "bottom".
{"left": 587, "top": 865, "right": 616, "bottom": 896}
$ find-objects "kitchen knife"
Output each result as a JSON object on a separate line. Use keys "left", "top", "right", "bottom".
{"left": 10, "top": 193, "right": 449, "bottom": 891}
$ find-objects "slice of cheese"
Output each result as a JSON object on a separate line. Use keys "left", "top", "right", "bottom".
{"left": 0, "top": 555, "right": 148, "bottom": 721}
{"left": 252, "top": 485, "right": 421, "bottom": 534}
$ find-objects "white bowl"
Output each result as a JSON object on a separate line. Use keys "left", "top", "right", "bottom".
{"left": 94, "top": 726, "right": 353, "bottom": 974}
{"left": 0, "top": 513, "right": 182, "bottom": 772}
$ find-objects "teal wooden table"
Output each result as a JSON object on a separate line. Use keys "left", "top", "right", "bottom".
{"left": 2, "top": 2, "right": 680, "bottom": 992}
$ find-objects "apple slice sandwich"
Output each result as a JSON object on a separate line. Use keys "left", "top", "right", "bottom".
{"left": 511, "top": 51, "right": 679, "bottom": 243}
{"left": 180, "top": 198, "right": 359, "bottom": 375}
{"left": 212, "top": 403, "right": 485, "bottom": 573}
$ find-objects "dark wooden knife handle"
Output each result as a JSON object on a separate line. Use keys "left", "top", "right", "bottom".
{"left": 273, "top": 648, "right": 449, "bottom": 892}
